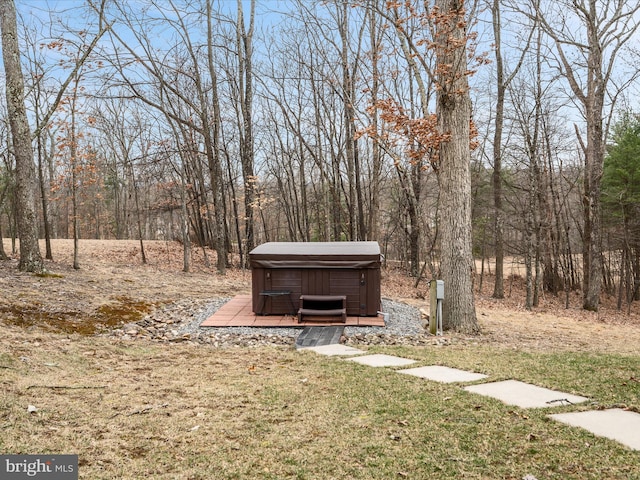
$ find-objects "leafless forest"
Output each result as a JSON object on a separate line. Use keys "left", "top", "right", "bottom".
{"left": 1, "top": 0, "right": 640, "bottom": 316}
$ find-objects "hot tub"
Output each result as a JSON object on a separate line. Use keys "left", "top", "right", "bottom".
{"left": 249, "top": 241, "right": 381, "bottom": 316}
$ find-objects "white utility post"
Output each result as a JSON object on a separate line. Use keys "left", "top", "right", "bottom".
{"left": 429, "top": 280, "right": 444, "bottom": 336}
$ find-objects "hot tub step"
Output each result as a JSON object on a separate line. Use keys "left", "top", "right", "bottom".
{"left": 298, "top": 308, "right": 347, "bottom": 323}
{"left": 298, "top": 295, "right": 347, "bottom": 323}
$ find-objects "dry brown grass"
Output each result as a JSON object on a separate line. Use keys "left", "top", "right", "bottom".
{"left": 1, "top": 239, "right": 639, "bottom": 355}
{"left": 1, "top": 240, "right": 639, "bottom": 479}
{"left": 2, "top": 322, "right": 638, "bottom": 479}
{"left": 1, "top": 325, "right": 319, "bottom": 478}
{"left": 383, "top": 265, "right": 640, "bottom": 356}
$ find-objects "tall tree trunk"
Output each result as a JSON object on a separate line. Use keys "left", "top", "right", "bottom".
{"left": 367, "top": 3, "right": 382, "bottom": 240}
{"left": 180, "top": 175, "right": 191, "bottom": 273}
{"left": 490, "top": 0, "right": 532, "bottom": 298}
{"left": 237, "top": 0, "right": 256, "bottom": 260}
{"left": 579, "top": 0, "right": 606, "bottom": 310}
{"left": 0, "top": 0, "right": 43, "bottom": 272}
{"left": 582, "top": 102, "right": 604, "bottom": 310}
{"left": 491, "top": 0, "right": 505, "bottom": 299}
{"left": 206, "top": 0, "right": 227, "bottom": 273}
{"left": 338, "top": 1, "right": 358, "bottom": 240}
{"left": 33, "top": 89, "right": 53, "bottom": 260}
{"left": 70, "top": 81, "right": 80, "bottom": 270}
{"left": 37, "top": 135, "right": 52, "bottom": 260}
{"left": 435, "top": 0, "right": 478, "bottom": 333}
{"left": 0, "top": 221, "right": 7, "bottom": 260}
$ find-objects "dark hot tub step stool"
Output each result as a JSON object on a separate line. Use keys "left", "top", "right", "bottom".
{"left": 298, "top": 295, "right": 347, "bottom": 323}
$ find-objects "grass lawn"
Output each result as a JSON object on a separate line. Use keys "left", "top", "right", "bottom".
{"left": 1, "top": 328, "right": 639, "bottom": 479}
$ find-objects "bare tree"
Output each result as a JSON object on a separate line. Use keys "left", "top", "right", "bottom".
{"left": 69, "top": 74, "right": 81, "bottom": 269}
{"left": 260, "top": 1, "right": 373, "bottom": 243}
{"left": 2, "top": 1, "right": 108, "bottom": 271}
{"left": 490, "top": 0, "right": 533, "bottom": 298}
{"left": 235, "top": 0, "right": 256, "bottom": 263}
{"left": 362, "top": 2, "right": 438, "bottom": 277}
{"left": 103, "top": 0, "right": 228, "bottom": 272}
{"left": 435, "top": 0, "right": 478, "bottom": 333}
{"left": 528, "top": 0, "right": 640, "bottom": 311}
{"left": 23, "top": 21, "right": 56, "bottom": 260}
{"left": 365, "top": 0, "right": 384, "bottom": 241}
{"left": 0, "top": 129, "right": 10, "bottom": 260}
{"left": 0, "top": 0, "right": 43, "bottom": 272}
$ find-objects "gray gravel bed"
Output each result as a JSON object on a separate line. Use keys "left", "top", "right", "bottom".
{"left": 345, "top": 298, "right": 423, "bottom": 336}
{"left": 109, "top": 296, "right": 442, "bottom": 347}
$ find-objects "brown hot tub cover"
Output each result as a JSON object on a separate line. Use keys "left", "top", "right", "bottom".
{"left": 249, "top": 241, "right": 381, "bottom": 268}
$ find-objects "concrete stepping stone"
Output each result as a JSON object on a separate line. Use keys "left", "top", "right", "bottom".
{"left": 346, "top": 354, "right": 416, "bottom": 368}
{"left": 299, "top": 344, "right": 366, "bottom": 356}
{"left": 549, "top": 408, "right": 640, "bottom": 451}
{"left": 464, "top": 380, "right": 588, "bottom": 408}
{"left": 398, "top": 365, "right": 488, "bottom": 383}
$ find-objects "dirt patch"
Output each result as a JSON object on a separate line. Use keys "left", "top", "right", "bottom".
{"left": 1, "top": 239, "right": 250, "bottom": 334}
{"left": 1, "top": 238, "right": 639, "bottom": 355}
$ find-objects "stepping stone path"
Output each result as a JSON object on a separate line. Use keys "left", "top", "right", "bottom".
{"left": 298, "top": 344, "right": 366, "bottom": 356}
{"left": 399, "top": 365, "right": 488, "bottom": 383}
{"left": 464, "top": 380, "right": 588, "bottom": 409}
{"left": 345, "top": 353, "right": 417, "bottom": 368}
{"left": 550, "top": 408, "right": 640, "bottom": 451}
{"left": 300, "top": 341, "right": 640, "bottom": 451}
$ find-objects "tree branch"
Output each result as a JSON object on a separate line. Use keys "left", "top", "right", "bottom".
{"left": 32, "top": 1, "right": 111, "bottom": 140}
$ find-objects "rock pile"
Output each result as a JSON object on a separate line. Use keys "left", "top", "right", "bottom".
{"left": 107, "top": 298, "right": 297, "bottom": 347}
{"left": 345, "top": 333, "right": 451, "bottom": 347}
{"left": 106, "top": 297, "right": 447, "bottom": 348}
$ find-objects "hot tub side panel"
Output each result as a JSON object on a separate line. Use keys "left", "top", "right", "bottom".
{"left": 252, "top": 267, "right": 380, "bottom": 316}
{"left": 325, "top": 269, "right": 380, "bottom": 316}
{"left": 251, "top": 268, "right": 302, "bottom": 314}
